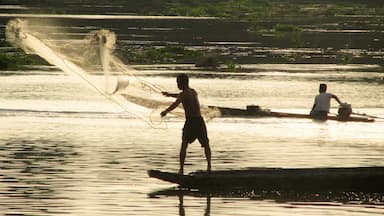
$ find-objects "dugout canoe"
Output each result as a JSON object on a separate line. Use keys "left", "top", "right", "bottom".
{"left": 210, "top": 105, "right": 375, "bottom": 122}
{"left": 148, "top": 167, "right": 384, "bottom": 192}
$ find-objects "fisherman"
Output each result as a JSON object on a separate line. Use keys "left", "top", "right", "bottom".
{"left": 310, "top": 83, "right": 342, "bottom": 120}
{"left": 161, "top": 73, "right": 211, "bottom": 175}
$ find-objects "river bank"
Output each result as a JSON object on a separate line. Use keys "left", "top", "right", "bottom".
{"left": 1, "top": 0, "right": 383, "bottom": 70}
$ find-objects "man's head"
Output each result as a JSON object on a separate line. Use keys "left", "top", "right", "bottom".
{"left": 319, "top": 83, "right": 327, "bottom": 93}
{"left": 177, "top": 73, "right": 189, "bottom": 90}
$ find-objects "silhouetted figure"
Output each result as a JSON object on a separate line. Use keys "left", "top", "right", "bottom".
{"left": 310, "top": 83, "right": 342, "bottom": 120}
{"left": 161, "top": 74, "right": 211, "bottom": 175}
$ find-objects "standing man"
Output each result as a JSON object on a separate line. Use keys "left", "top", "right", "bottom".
{"left": 161, "top": 74, "right": 211, "bottom": 175}
{"left": 310, "top": 83, "right": 342, "bottom": 120}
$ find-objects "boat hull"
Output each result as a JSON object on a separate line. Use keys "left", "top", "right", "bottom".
{"left": 148, "top": 167, "right": 384, "bottom": 192}
{"left": 211, "top": 106, "right": 374, "bottom": 122}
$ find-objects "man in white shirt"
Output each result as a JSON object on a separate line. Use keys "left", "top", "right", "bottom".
{"left": 310, "top": 83, "right": 342, "bottom": 120}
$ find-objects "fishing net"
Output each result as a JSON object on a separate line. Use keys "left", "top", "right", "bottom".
{"left": 5, "top": 18, "right": 220, "bottom": 126}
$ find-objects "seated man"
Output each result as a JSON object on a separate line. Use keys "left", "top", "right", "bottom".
{"left": 310, "top": 83, "right": 342, "bottom": 120}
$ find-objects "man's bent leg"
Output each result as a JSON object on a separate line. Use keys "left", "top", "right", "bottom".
{"left": 179, "top": 140, "right": 188, "bottom": 175}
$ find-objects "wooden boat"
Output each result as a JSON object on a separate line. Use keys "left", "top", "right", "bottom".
{"left": 210, "top": 105, "right": 375, "bottom": 122}
{"left": 148, "top": 167, "right": 384, "bottom": 192}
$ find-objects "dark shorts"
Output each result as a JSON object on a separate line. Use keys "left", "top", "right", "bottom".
{"left": 310, "top": 110, "right": 328, "bottom": 120}
{"left": 183, "top": 116, "right": 209, "bottom": 147}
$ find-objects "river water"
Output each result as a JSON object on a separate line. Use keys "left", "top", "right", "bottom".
{"left": 1, "top": 68, "right": 384, "bottom": 216}
{"left": 1, "top": 3, "right": 384, "bottom": 215}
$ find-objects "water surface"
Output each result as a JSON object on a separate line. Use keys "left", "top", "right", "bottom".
{"left": 1, "top": 4, "right": 384, "bottom": 215}
{"left": 1, "top": 69, "right": 384, "bottom": 215}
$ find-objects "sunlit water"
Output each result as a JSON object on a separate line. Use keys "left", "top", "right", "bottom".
{"left": 1, "top": 3, "right": 384, "bottom": 214}
{"left": 1, "top": 68, "right": 384, "bottom": 215}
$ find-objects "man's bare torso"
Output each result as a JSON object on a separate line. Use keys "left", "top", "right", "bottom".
{"left": 179, "top": 88, "right": 201, "bottom": 118}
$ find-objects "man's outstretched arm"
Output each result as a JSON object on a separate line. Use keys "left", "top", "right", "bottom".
{"left": 162, "top": 91, "right": 179, "bottom": 98}
{"left": 161, "top": 97, "right": 182, "bottom": 117}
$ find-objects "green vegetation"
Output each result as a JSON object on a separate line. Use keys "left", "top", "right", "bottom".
{"left": 125, "top": 0, "right": 382, "bottom": 66}
{"left": 0, "top": 39, "right": 46, "bottom": 70}
{"left": 15, "top": 0, "right": 384, "bottom": 18}
{"left": 224, "top": 60, "right": 242, "bottom": 72}
{"left": 139, "top": 0, "right": 384, "bottom": 21}
{"left": 162, "top": 0, "right": 271, "bottom": 19}
{"left": 117, "top": 46, "right": 231, "bottom": 69}
{"left": 117, "top": 45, "right": 204, "bottom": 64}
{"left": 0, "top": 52, "right": 45, "bottom": 70}
{"left": 195, "top": 56, "right": 220, "bottom": 69}
{"left": 273, "top": 24, "right": 303, "bottom": 47}
{"left": 1, "top": 0, "right": 383, "bottom": 69}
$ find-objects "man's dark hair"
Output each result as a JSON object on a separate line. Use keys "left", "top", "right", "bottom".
{"left": 177, "top": 73, "right": 189, "bottom": 87}
{"left": 319, "top": 83, "right": 327, "bottom": 93}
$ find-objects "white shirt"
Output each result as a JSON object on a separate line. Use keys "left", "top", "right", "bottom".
{"left": 313, "top": 93, "right": 333, "bottom": 112}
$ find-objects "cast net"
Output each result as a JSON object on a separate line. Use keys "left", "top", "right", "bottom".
{"left": 5, "top": 19, "right": 220, "bottom": 126}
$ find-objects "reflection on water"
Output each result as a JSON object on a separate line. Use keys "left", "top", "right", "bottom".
{"left": 178, "top": 194, "right": 211, "bottom": 216}
{"left": 0, "top": 138, "right": 77, "bottom": 215}
{"left": 150, "top": 188, "right": 384, "bottom": 216}
{"left": 151, "top": 187, "right": 384, "bottom": 205}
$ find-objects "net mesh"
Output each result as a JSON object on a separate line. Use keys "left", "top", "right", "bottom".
{"left": 6, "top": 18, "right": 220, "bottom": 125}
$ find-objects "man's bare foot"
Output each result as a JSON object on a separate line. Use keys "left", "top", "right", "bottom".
{"left": 207, "top": 165, "right": 211, "bottom": 173}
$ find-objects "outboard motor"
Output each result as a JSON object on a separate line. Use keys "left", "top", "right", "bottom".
{"left": 338, "top": 103, "right": 352, "bottom": 120}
